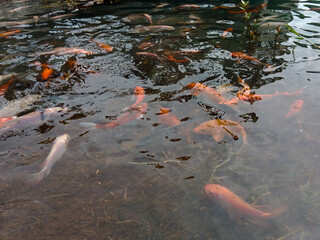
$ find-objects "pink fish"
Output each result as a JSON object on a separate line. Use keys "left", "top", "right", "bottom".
{"left": 80, "top": 103, "right": 147, "bottom": 129}
{"left": 186, "top": 83, "right": 238, "bottom": 110}
{"left": 136, "top": 52, "right": 160, "bottom": 59}
{"left": 157, "top": 107, "right": 180, "bottom": 127}
{"left": 0, "top": 116, "right": 17, "bottom": 127}
{"left": 194, "top": 119, "right": 247, "bottom": 153}
{"left": 32, "top": 47, "right": 93, "bottom": 56}
{"left": 205, "top": 184, "right": 288, "bottom": 226}
{"left": 286, "top": 100, "right": 303, "bottom": 118}
{"left": 130, "top": 86, "right": 145, "bottom": 109}
{"left": 138, "top": 42, "right": 156, "bottom": 50}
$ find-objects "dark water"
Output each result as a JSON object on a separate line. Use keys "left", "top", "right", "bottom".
{"left": 0, "top": 0, "right": 320, "bottom": 239}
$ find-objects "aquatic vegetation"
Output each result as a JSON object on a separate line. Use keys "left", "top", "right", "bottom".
{"left": 285, "top": 24, "right": 320, "bottom": 50}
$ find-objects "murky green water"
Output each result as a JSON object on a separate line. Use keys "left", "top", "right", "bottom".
{"left": 1, "top": 0, "right": 320, "bottom": 239}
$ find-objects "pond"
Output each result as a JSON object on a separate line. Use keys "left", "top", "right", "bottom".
{"left": 0, "top": 0, "right": 320, "bottom": 239}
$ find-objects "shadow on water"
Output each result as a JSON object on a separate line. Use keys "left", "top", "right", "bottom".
{"left": 1, "top": 0, "right": 320, "bottom": 239}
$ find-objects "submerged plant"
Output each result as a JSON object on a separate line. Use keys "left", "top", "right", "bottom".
{"left": 285, "top": 25, "right": 320, "bottom": 50}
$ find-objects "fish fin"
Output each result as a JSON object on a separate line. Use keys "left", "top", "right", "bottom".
{"left": 25, "top": 168, "right": 50, "bottom": 187}
{"left": 213, "top": 129, "right": 225, "bottom": 142}
{"left": 262, "top": 204, "right": 288, "bottom": 219}
{"left": 79, "top": 122, "right": 97, "bottom": 129}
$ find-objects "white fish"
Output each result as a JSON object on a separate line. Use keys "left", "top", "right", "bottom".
{"left": 0, "top": 94, "right": 41, "bottom": 118}
{"left": 0, "top": 74, "right": 14, "bottom": 85}
{"left": 0, "top": 107, "right": 67, "bottom": 135}
{"left": 131, "top": 25, "right": 175, "bottom": 33}
{"left": 25, "top": 134, "right": 70, "bottom": 186}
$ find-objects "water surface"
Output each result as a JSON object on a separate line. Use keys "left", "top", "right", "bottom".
{"left": 0, "top": 0, "right": 320, "bottom": 239}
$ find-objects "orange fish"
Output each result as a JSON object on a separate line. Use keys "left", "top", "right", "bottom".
{"left": 157, "top": 107, "right": 180, "bottom": 127}
{"left": 0, "top": 116, "right": 17, "bottom": 127}
{"left": 212, "top": 6, "right": 233, "bottom": 10}
{"left": 194, "top": 119, "right": 247, "bottom": 152}
{"left": 286, "top": 100, "right": 303, "bottom": 118}
{"left": 80, "top": 103, "right": 147, "bottom": 129}
{"left": 138, "top": 42, "right": 156, "bottom": 50}
{"left": 186, "top": 83, "right": 237, "bottom": 109}
{"left": 222, "top": 28, "right": 233, "bottom": 39}
{"left": 0, "top": 76, "right": 14, "bottom": 96}
{"left": 237, "top": 77, "right": 303, "bottom": 104}
{"left": 41, "top": 63, "right": 53, "bottom": 80}
{"left": 205, "top": 184, "right": 288, "bottom": 226}
{"left": 230, "top": 52, "right": 273, "bottom": 68}
{"left": 89, "top": 39, "right": 113, "bottom": 52}
{"left": 0, "top": 30, "right": 20, "bottom": 38}
{"left": 164, "top": 55, "right": 190, "bottom": 63}
{"left": 130, "top": 86, "right": 145, "bottom": 108}
{"left": 136, "top": 52, "right": 160, "bottom": 59}
{"left": 164, "top": 50, "right": 202, "bottom": 56}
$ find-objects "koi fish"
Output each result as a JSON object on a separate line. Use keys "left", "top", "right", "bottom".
{"left": 186, "top": 83, "right": 237, "bottom": 108}
{"left": 123, "top": 14, "right": 152, "bottom": 24}
{"left": 0, "top": 116, "right": 17, "bottom": 127}
{"left": 157, "top": 107, "right": 180, "bottom": 127}
{"left": 222, "top": 28, "right": 233, "bottom": 39}
{"left": 212, "top": 5, "right": 233, "bottom": 10}
{"left": 167, "top": 50, "right": 202, "bottom": 56}
{"left": 286, "top": 100, "right": 303, "bottom": 118}
{"left": 230, "top": 52, "right": 272, "bottom": 68}
{"left": 144, "top": 14, "right": 153, "bottom": 25}
{"left": 0, "top": 107, "right": 67, "bottom": 135}
{"left": 0, "top": 76, "right": 14, "bottom": 96}
{"left": 80, "top": 102, "right": 147, "bottom": 129}
{"left": 194, "top": 119, "right": 247, "bottom": 149}
{"left": 136, "top": 52, "right": 160, "bottom": 59}
{"left": 132, "top": 25, "right": 175, "bottom": 33}
{"left": 50, "top": 13, "right": 76, "bottom": 20}
{"left": 0, "top": 74, "right": 14, "bottom": 85}
{"left": 204, "top": 184, "right": 288, "bottom": 226}
{"left": 130, "top": 86, "right": 145, "bottom": 108}
{"left": 32, "top": 47, "right": 93, "bottom": 56}
{"left": 155, "top": 3, "right": 170, "bottom": 10}
{"left": 237, "top": 76, "right": 303, "bottom": 104}
{"left": 89, "top": 39, "right": 113, "bottom": 52}
{"left": 8, "top": 6, "right": 31, "bottom": 13}
{"left": 164, "top": 55, "right": 190, "bottom": 63}
{"left": 41, "top": 63, "right": 53, "bottom": 80}
{"left": 176, "top": 4, "right": 200, "bottom": 10}
{"left": 25, "top": 134, "right": 70, "bottom": 187}
{"left": 138, "top": 42, "right": 156, "bottom": 50}
{"left": 0, "top": 30, "right": 20, "bottom": 38}
{"left": 0, "top": 94, "right": 41, "bottom": 118}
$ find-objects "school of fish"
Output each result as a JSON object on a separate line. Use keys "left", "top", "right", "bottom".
{"left": 0, "top": 1, "right": 298, "bottom": 230}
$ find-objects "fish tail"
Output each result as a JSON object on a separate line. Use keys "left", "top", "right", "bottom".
{"left": 262, "top": 204, "right": 288, "bottom": 219}
{"left": 79, "top": 122, "right": 97, "bottom": 129}
{"left": 25, "top": 168, "right": 50, "bottom": 187}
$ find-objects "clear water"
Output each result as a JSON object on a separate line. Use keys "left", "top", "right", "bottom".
{"left": 0, "top": 0, "right": 320, "bottom": 239}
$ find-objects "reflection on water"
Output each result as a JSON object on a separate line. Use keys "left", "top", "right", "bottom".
{"left": 1, "top": 0, "right": 320, "bottom": 239}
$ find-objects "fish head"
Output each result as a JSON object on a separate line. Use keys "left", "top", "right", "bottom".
{"left": 59, "top": 134, "right": 70, "bottom": 143}
{"left": 204, "top": 184, "right": 223, "bottom": 200}
{"left": 134, "top": 86, "right": 145, "bottom": 95}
